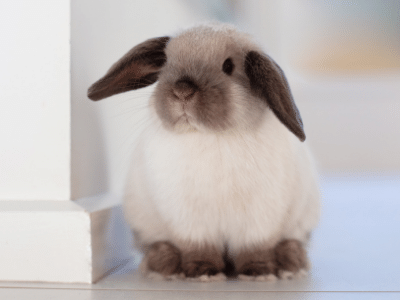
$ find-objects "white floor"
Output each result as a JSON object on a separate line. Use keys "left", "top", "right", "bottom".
{"left": 1, "top": 174, "right": 399, "bottom": 299}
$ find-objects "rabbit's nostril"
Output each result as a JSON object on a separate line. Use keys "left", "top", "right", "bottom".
{"left": 173, "top": 79, "right": 198, "bottom": 101}
{"left": 173, "top": 88, "right": 195, "bottom": 100}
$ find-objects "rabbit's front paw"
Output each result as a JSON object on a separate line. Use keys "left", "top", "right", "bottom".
{"left": 146, "top": 241, "right": 182, "bottom": 276}
{"left": 274, "top": 239, "right": 308, "bottom": 279}
{"left": 236, "top": 247, "right": 276, "bottom": 276}
{"left": 181, "top": 244, "right": 224, "bottom": 278}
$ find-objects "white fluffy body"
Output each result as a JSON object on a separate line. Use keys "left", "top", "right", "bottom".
{"left": 124, "top": 100, "right": 320, "bottom": 256}
{"left": 122, "top": 23, "right": 320, "bottom": 263}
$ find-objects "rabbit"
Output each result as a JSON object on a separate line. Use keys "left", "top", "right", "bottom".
{"left": 88, "top": 23, "right": 320, "bottom": 280}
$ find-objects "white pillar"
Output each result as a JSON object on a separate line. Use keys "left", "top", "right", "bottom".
{"left": 0, "top": 1, "right": 70, "bottom": 201}
{"left": 0, "top": 0, "right": 129, "bottom": 283}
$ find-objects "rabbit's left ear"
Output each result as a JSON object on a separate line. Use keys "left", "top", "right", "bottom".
{"left": 245, "top": 51, "right": 306, "bottom": 142}
{"left": 88, "top": 36, "right": 170, "bottom": 101}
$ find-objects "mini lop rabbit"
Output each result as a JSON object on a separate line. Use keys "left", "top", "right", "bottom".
{"left": 88, "top": 23, "right": 320, "bottom": 280}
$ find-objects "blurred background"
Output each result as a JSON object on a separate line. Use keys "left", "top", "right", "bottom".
{"left": 71, "top": 0, "right": 400, "bottom": 200}
{"left": 0, "top": 0, "right": 398, "bottom": 286}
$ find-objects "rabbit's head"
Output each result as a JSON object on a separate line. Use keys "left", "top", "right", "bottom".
{"left": 88, "top": 23, "right": 305, "bottom": 141}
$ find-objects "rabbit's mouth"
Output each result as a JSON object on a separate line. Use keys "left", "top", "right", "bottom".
{"left": 173, "top": 113, "right": 198, "bottom": 133}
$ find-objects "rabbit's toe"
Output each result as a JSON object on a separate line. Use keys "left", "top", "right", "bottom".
{"left": 146, "top": 241, "right": 182, "bottom": 276}
{"left": 236, "top": 247, "right": 276, "bottom": 276}
{"left": 181, "top": 244, "right": 225, "bottom": 278}
{"left": 274, "top": 239, "right": 309, "bottom": 278}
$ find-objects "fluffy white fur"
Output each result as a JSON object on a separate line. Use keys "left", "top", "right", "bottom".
{"left": 122, "top": 23, "right": 320, "bottom": 268}
{"left": 124, "top": 102, "right": 319, "bottom": 254}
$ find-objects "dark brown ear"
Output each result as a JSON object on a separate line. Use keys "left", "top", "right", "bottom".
{"left": 245, "top": 51, "right": 305, "bottom": 142}
{"left": 88, "top": 36, "right": 170, "bottom": 101}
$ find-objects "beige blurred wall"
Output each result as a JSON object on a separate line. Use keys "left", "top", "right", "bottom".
{"left": 279, "top": 0, "right": 400, "bottom": 72}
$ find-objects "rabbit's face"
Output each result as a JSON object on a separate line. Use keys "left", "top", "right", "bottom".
{"left": 152, "top": 27, "right": 266, "bottom": 133}
{"left": 88, "top": 23, "right": 306, "bottom": 141}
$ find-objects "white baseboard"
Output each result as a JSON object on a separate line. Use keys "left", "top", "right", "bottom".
{"left": 0, "top": 194, "right": 132, "bottom": 283}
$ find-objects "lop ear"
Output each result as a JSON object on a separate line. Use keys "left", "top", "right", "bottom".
{"left": 245, "top": 51, "right": 306, "bottom": 142}
{"left": 88, "top": 36, "right": 170, "bottom": 101}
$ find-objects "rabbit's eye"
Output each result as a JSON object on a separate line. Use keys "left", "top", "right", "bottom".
{"left": 222, "top": 58, "right": 234, "bottom": 75}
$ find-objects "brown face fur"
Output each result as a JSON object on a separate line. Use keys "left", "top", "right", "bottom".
{"left": 152, "top": 27, "right": 267, "bottom": 133}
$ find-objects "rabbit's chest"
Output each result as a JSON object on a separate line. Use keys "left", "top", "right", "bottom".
{"left": 144, "top": 132, "right": 290, "bottom": 244}
{"left": 147, "top": 133, "right": 273, "bottom": 203}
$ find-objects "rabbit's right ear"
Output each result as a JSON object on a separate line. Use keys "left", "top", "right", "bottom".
{"left": 245, "top": 51, "right": 306, "bottom": 142}
{"left": 88, "top": 36, "right": 170, "bottom": 101}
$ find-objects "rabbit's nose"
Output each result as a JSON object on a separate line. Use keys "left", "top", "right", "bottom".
{"left": 173, "top": 79, "right": 197, "bottom": 101}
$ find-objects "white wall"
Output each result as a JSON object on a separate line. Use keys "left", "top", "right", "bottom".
{"left": 234, "top": 0, "right": 284, "bottom": 62}
{"left": 290, "top": 74, "right": 400, "bottom": 174}
{"left": 0, "top": 1, "right": 70, "bottom": 201}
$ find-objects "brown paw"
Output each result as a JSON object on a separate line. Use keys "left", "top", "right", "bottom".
{"left": 181, "top": 244, "right": 224, "bottom": 278}
{"left": 274, "top": 239, "right": 308, "bottom": 274}
{"left": 239, "top": 261, "right": 276, "bottom": 276}
{"left": 146, "top": 241, "right": 181, "bottom": 276}
{"left": 236, "top": 248, "right": 276, "bottom": 276}
{"left": 182, "top": 260, "right": 220, "bottom": 277}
